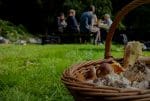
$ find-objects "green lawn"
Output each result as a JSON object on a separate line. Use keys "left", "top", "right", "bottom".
{"left": 0, "top": 44, "right": 149, "bottom": 101}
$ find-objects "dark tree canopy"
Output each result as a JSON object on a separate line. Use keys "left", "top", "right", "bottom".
{"left": 63, "top": 0, "right": 112, "bottom": 19}
{"left": 0, "top": 0, "right": 65, "bottom": 34}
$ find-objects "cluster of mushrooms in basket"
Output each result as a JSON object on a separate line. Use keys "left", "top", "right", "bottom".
{"left": 78, "top": 41, "right": 150, "bottom": 89}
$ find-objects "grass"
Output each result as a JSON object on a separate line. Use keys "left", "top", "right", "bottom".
{"left": 0, "top": 44, "right": 149, "bottom": 101}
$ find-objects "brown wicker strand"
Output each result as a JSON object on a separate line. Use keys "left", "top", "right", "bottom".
{"left": 132, "top": 97, "right": 150, "bottom": 101}
{"left": 105, "top": 94, "right": 150, "bottom": 101}
{"left": 105, "top": 0, "right": 150, "bottom": 58}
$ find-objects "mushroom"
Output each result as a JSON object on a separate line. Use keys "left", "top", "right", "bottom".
{"left": 96, "top": 63, "right": 114, "bottom": 77}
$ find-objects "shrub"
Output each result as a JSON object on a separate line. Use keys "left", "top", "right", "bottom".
{"left": 0, "top": 19, "right": 32, "bottom": 42}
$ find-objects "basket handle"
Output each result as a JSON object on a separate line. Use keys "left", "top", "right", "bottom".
{"left": 105, "top": 0, "right": 150, "bottom": 59}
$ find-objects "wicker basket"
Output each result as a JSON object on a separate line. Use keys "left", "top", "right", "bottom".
{"left": 61, "top": 0, "right": 150, "bottom": 101}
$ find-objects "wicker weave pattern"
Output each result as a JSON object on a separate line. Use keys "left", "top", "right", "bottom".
{"left": 62, "top": 0, "right": 150, "bottom": 100}
{"left": 62, "top": 60, "right": 150, "bottom": 101}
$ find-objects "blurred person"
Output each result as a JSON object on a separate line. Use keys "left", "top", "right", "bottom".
{"left": 103, "top": 13, "right": 113, "bottom": 29}
{"left": 91, "top": 14, "right": 101, "bottom": 44}
{"left": 100, "top": 13, "right": 113, "bottom": 43}
{"left": 66, "top": 9, "right": 79, "bottom": 33}
{"left": 54, "top": 12, "right": 67, "bottom": 34}
{"left": 80, "top": 5, "right": 101, "bottom": 44}
{"left": 64, "top": 9, "right": 80, "bottom": 43}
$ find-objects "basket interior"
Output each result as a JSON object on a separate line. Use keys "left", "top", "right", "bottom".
{"left": 68, "top": 58, "right": 150, "bottom": 89}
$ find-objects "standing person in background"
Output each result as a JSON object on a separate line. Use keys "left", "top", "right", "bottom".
{"left": 80, "top": 5, "right": 101, "bottom": 45}
{"left": 66, "top": 9, "right": 79, "bottom": 34}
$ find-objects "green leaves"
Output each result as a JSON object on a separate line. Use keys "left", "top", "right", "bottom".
{"left": 0, "top": 19, "right": 32, "bottom": 42}
{"left": 63, "top": 0, "right": 112, "bottom": 18}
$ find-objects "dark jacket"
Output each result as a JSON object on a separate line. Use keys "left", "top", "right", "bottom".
{"left": 66, "top": 16, "right": 79, "bottom": 33}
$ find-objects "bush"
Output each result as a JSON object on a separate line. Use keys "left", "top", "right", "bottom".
{"left": 0, "top": 19, "right": 32, "bottom": 42}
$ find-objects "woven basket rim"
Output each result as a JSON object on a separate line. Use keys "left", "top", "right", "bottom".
{"left": 62, "top": 59, "right": 150, "bottom": 91}
{"left": 61, "top": 59, "right": 150, "bottom": 101}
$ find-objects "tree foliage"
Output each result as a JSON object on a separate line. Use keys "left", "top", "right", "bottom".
{"left": 0, "top": 19, "right": 32, "bottom": 42}
{"left": 63, "top": 0, "right": 112, "bottom": 19}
